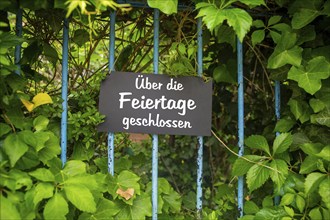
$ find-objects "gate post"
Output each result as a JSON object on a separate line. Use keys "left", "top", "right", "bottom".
{"left": 61, "top": 18, "right": 70, "bottom": 166}
{"left": 152, "top": 8, "right": 160, "bottom": 220}
{"left": 237, "top": 39, "right": 245, "bottom": 217}
{"left": 196, "top": 17, "right": 204, "bottom": 218}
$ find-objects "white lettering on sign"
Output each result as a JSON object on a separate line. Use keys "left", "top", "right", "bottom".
{"left": 118, "top": 92, "right": 196, "bottom": 116}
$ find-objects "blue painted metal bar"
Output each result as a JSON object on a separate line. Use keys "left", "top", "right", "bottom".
{"left": 152, "top": 8, "right": 160, "bottom": 220}
{"left": 274, "top": 80, "right": 281, "bottom": 205}
{"left": 14, "top": 8, "right": 22, "bottom": 75}
{"left": 196, "top": 17, "right": 203, "bottom": 218}
{"left": 237, "top": 39, "right": 244, "bottom": 217}
{"left": 116, "top": 0, "right": 192, "bottom": 10}
{"left": 61, "top": 18, "right": 69, "bottom": 166}
{"left": 108, "top": 10, "right": 116, "bottom": 175}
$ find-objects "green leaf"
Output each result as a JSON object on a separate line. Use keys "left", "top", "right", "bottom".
{"left": 274, "top": 118, "right": 295, "bottom": 133}
{"left": 117, "top": 170, "right": 141, "bottom": 195}
{"left": 300, "top": 142, "right": 323, "bottom": 156}
{"left": 244, "top": 200, "right": 259, "bottom": 214}
{"left": 3, "top": 133, "right": 29, "bottom": 167}
{"left": 268, "top": 16, "right": 282, "bottom": 26}
{"left": 251, "top": 29, "right": 265, "bottom": 47}
{"left": 309, "top": 207, "right": 323, "bottom": 220}
{"left": 72, "top": 29, "right": 89, "bottom": 47}
{"left": 213, "top": 64, "right": 236, "bottom": 84}
{"left": 296, "top": 195, "right": 305, "bottom": 213}
{"left": 43, "top": 193, "right": 69, "bottom": 220}
{"left": 232, "top": 155, "right": 265, "bottom": 176}
{"left": 43, "top": 43, "right": 58, "bottom": 66}
{"left": 280, "top": 193, "right": 295, "bottom": 206}
{"left": 315, "top": 145, "right": 330, "bottom": 161}
{"left": 0, "top": 122, "right": 11, "bottom": 138}
{"left": 196, "top": 3, "right": 252, "bottom": 42}
{"left": 33, "top": 182, "right": 54, "bottom": 207}
{"left": 292, "top": 8, "right": 320, "bottom": 29}
{"left": 305, "top": 172, "right": 327, "bottom": 195}
{"left": 147, "top": 0, "right": 178, "bottom": 14}
{"left": 0, "top": 195, "right": 21, "bottom": 220}
{"left": 246, "top": 162, "right": 270, "bottom": 192}
{"left": 273, "top": 133, "right": 292, "bottom": 155}
{"left": 162, "top": 188, "right": 182, "bottom": 213}
{"left": 239, "top": 0, "right": 266, "bottom": 8}
{"left": 300, "top": 156, "right": 318, "bottom": 174}
{"left": 64, "top": 185, "right": 96, "bottom": 212}
{"left": 29, "top": 168, "right": 55, "bottom": 182}
{"left": 312, "top": 109, "right": 330, "bottom": 127}
{"left": 245, "top": 135, "right": 271, "bottom": 156}
{"left": 33, "top": 115, "right": 49, "bottom": 131}
{"left": 38, "top": 132, "right": 60, "bottom": 163}
{"left": 78, "top": 198, "right": 120, "bottom": 220}
{"left": 64, "top": 174, "right": 101, "bottom": 191}
{"left": 288, "top": 99, "right": 311, "bottom": 123}
{"left": 267, "top": 32, "right": 303, "bottom": 69}
{"left": 319, "top": 178, "right": 330, "bottom": 209}
{"left": 255, "top": 207, "right": 287, "bottom": 220}
{"left": 269, "top": 159, "right": 288, "bottom": 190}
{"left": 115, "top": 194, "right": 152, "bottom": 219}
{"left": 288, "top": 56, "right": 330, "bottom": 95}
{"left": 309, "top": 98, "right": 326, "bottom": 113}
{"left": 62, "top": 160, "right": 87, "bottom": 176}
{"left": 253, "top": 19, "right": 265, "bottom": 28}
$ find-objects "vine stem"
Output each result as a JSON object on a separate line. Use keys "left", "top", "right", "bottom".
{"left": 211, "top": 130, "right": 281, "bottom": 173}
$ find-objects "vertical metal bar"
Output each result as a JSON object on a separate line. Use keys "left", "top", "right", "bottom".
{"left": 108, "top": 10, "right": 116, "bottom": 175}
{"left": 61, "top": 18, "right": 69, "bottom": 166}
{"left": 152, "top": 8, "right": 160, "bottom": 220}
{"left": 237, "top": 39, "right": 244, "bottom": 217}
{"left": 15, "top": 8, "right": 22, "bottom": 75}
{"left": 274, "top": 80, "right": 281, "bottom": 205}
{"left": 196, "top": 17, "right": 203, "bottom": 219}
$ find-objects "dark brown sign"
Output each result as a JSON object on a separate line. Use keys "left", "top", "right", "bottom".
{"left": 98, "top": 72, "right": 212, "bottom": 136}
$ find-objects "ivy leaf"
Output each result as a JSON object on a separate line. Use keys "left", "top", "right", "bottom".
{"left": 309, "top": 207, "right": 323, "bottom": 220}
{"left": 43, "top": 193, "right": 68, "bottom": 220}
{"left": 296, "top": 195, "right": 305, "bottom": 213}
{"left": 0, "top": 195, "right": 21, "bottom": 219}
{"left": 288, "top": 99, "right": 311, "bottom": 123}
{"left": 147, "top": 0, "right": 178, "bottom": 15}
{"left": 288, "top": 56, "right": 330, "bottom": 95}
{"left": 319, "top": 178, "right": 330, "bottom": 209}
{"left": 280, "top": 193, "right": 295, "bottom": 206}
{"left": 254, "top": 207, "right": 287, "bottom": 219}
{"left": 232, "top": 155, "right": 265, "bottom": 176}
{"left": 246, "top": 162, "right": 270, "bottom": 192}
{"left": 312, "top": 109, "right": 330, "bottom": 128}
{"left": 3, "top": 133, "right": 29, "bottom": 167}
{"left": 274, "top": 118, "right": 295, "bottom": 133}
{"left": 305, "top": 172, "right": 327, "bottom": 195}
{"left": 273, "top": 133, "right": 292, "bottom": 155}
{"left": 309, "top": 98, "right": 326, "bottom": 113}
{"left": 269, "top": 159, "right": 288, "bottom": 190}
{"left": 245, "top": 135, "right": 271, "bottom": 156}
{"left": 64, "top": 185, "right": 96, "bottom": 213}
{"left": 162, "top": 188, "right": 182, "bottom": 213}
{"left": 244, "top": 200, "right": 260, "bottom": 215}
{"left": 267, "top": 32, "right": 303, "bottom": 69}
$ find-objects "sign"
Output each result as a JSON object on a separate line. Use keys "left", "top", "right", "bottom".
{"left": 98, "top": 72, "right": 212, "bottom": 136}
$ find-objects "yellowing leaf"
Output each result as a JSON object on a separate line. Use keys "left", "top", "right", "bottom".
{"left": 32, "top": 93, "right": 53, "bottom": 108}
{"left": 21, "top": 99, "right": 35, "bottom": 112}
{"left": 116, "top": 188, "right": 134, "bottom": 200}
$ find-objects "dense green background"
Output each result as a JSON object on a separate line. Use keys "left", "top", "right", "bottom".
{"left": 0, "top": 0, "right": 329, "bottom": 219}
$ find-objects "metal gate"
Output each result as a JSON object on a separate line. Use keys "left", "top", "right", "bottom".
{"left": 14, "top": 1, "right": 281, "bottom": 219}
